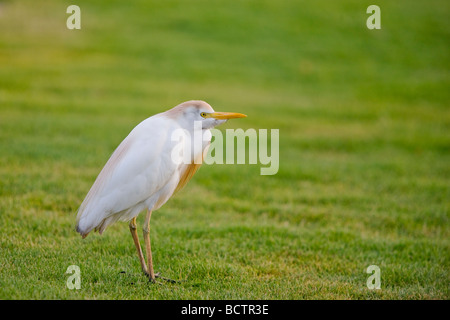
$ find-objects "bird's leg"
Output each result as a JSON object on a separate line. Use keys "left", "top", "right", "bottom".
{"left": 143, "top": 209, "right": 156, "bottom": 282}
{"left": 143, "top": 209, "right": 179, "bottom": 284}
{"left": 129, "top": 217, "right": 148, "bottom": 276}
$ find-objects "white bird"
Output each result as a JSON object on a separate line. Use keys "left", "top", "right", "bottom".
{"left": 76, "top": 100, "right": 246, "bottom": 282}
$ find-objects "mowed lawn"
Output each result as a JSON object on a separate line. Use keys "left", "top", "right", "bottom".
{"left": 0, "top": 0, "right": 448, "bottom": 299}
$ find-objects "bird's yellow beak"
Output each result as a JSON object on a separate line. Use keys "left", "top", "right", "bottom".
{"left": 207, "top": 112, "right": 247, "bottom": 120}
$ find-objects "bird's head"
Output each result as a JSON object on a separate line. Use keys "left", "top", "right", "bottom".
{"left": 165, "top": 100, "right": 247, "bottom": 130}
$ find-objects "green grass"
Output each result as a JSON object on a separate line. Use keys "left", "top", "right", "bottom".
{"left": 0, "top": 0, "right": 449, "bottom": 299}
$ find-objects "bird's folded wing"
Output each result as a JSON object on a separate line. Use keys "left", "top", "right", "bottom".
{"left": 76, "top": 116, "right": 179, "bottom": 230}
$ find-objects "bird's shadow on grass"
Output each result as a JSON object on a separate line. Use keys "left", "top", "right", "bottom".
{"left": 117, "top": 270, "right": 197, "bottom": 287}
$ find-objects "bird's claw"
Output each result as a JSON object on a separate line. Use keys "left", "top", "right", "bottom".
{"left": 148, "top": 272, "right": 179, "bottom": 284}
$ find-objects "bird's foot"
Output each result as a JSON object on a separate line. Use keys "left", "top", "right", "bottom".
{"left": 146, "top": 272, "right": 180, "bottom": 284}
{"left": 155, "top": 272, "right": 179, "bottom": 284}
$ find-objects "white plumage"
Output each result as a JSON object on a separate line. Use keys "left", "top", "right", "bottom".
{"left": 77, "top": 112, "right": 179, "bottom": 235}
{"left": 75, "top": 100, "right": 246, "bottom": 282}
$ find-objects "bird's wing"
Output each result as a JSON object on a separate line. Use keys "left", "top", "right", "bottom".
{"left": 76, "top": 115, "right": 180, "bottom": 235}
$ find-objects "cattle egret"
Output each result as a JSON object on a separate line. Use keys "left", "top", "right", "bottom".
{"left": 76, "top": 100, "right": 246, "bottom": 282}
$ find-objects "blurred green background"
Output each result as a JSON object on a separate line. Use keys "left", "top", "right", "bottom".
{"left": 0, "top": 0, "right": 448, "bottom": 299}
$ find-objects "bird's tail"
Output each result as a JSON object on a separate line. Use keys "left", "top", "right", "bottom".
{"left": 75, "top": 210, "right": 93, "bottom": 238}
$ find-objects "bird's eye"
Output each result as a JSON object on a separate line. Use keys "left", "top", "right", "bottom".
{"left": 200, "top": 112, "right": 207, "bottom": 118}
